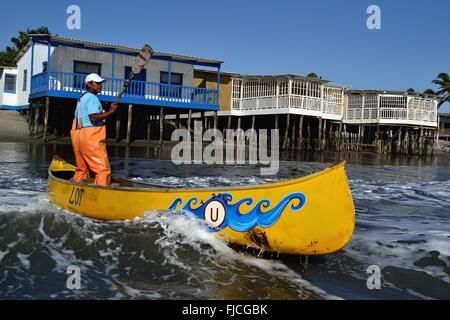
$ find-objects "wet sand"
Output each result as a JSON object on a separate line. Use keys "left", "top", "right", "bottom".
{"left": 0, "top": 110, "right": 31, "bottom": 142}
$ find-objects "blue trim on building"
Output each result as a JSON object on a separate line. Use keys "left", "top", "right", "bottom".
{"left": 29, "top": 90, "right": 219, "bottom": 111}
{"left": 0, "top": 104, "right": 30, "bottom": 110}
{"left": 30, "top": 40, "right": 35, "bottom": 77}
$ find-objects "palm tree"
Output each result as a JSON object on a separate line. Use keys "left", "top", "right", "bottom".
{"left": 406, "top": 88, "right": 416, "bottom": 93}
{"left": 423, "top": 89, "right": 436, "bottom": 95}
{"left": 10, "top": 27, "right": 50, "bottom": 51}
{"left": 432, "top": 73, "right": 450, "bottom": 107}
{"left": 0, "top": 27, "right": 50, "bottom": 66}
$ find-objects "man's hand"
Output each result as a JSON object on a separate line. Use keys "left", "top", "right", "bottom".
{"left": 89, "top": 103, "right": 120, "bottom": 123}
{"left": 109, "top": 103, "right": 119, "bottom": 113}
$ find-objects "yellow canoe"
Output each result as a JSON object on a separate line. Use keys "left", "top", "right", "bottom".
{"left": 47, "top": 157, "right": 355, "bottom": 255}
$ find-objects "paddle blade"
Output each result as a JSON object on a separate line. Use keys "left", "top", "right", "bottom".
{"left": 132, "top": 44, "right": 154, "bottom": 75}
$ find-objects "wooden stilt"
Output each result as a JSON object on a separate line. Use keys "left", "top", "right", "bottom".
{"left": 188, "top": 109, "right": 192, "bottom": 135}
{"left": 237, "top": 116, "right": 241, "bottom": 130}
{"left": 201, "top": 111, "right": 205, "bottom": 133}
{"left": 43, "top": 97, "right": 50, "bottom": 142}
{"left": 115, "top": 111, "right": 121, "bottom": 142}
{"left": 298, "top": 115, "right": 304, "bottom": 150}
{"left": 307, "top": 121, "right": 311, "bottom": 151}
{"left": 175, "top": 112, "right": 180, "bottom": 129}
{"left": 338, "top": 121, "right": 343, "bottom": 151}
{"left": 214, "top": 111, "right": 218, "bottom": 130}
{"left": 126, "top": 104, "right": 133, "bottom": 145}
{"left": 147, "top": 113, "right": 152, "bottom": 143}
{"left": 33, "top": 101, "right": 41, "bottom": 137}
{"left": 317, "top": 118, "right": 322, "bottom": 151}
{"left": 275, "top": 114, "right": 278, "bottom": 130}
{"left": 290, "top": 115, "right": 296, "bottom": 150}
{"left": 282, "top": 113, "right": 290, "bottom": 150}
{"left": 159, "top": 107, "right": 164, "bottom": 147}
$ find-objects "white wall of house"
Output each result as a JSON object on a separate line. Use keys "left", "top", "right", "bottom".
{"left": 15, "top": 42, "right": 53, "bottom": 106}
{"left": 12, "top": 42, "right": 196, "bottom": 107}
{"left": 55, "top": 46, "right": 194, "bottom": 87}
{"left": 0, "top": 68, "right": 18, "bottom": 106}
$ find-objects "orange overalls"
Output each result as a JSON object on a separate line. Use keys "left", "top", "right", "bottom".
{"left": 70, "top": 94, "right": 111, "bottom": 186}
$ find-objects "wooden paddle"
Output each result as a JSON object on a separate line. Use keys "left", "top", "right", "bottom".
{"left": 114, "top": 44, "right": 154, "bottom": 104}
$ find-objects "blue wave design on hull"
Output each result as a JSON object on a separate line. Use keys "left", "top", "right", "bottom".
{"left": 168, "top": 192, "right": 306, "bottom": 232}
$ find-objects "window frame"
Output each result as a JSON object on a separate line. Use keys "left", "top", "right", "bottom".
{"left": 73, "top": 60, "right": 102, "bottom": 76}
{"left": 23, "top": 69, "right": 27, "bottom": 91}
{"left": 4, "top": 74, "right": 17, "bottom": 94}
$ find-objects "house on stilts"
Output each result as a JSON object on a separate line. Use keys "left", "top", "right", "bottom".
{"left": 11, "top": 34, "right": 223, "bottom": 144}
{"left": 1, "top": 34, "right": 441, "bottom": 155}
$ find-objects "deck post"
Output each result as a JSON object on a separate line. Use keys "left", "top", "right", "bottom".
{"left": 419, "top": 126, "right": 424, "bottom": 155}
{"left": 275, "top": 114, "right": 279, "bottom": 130}
{"left": 396, "top": 127, "right": 402, "bottom": 154}
{"left": 159, "top": 107, "right": 164, "bottom": 147}
{"left": 126, "top": 104, "right": 133, "bottom": 145}
{"left": 237, "top": 116, "right": 241, "bottom": 130}
{"left": 307, "top": 120, "right": 311, "bottom": 150}
{"left": 43, "top": 97, "right": 50, "bottom": 142}
{"left": 176, "top": 112, "right": 180, "bottom": 129}
{"left": 214, "top": 111, "right": 218, "bottom": 129}
{"left": 322, "top": 119, "right": 327, "bottom": 150}
{"left": 357, "top": 124, "right": 362, "bottom": 151}
{"left": 34, "top": 100, "right": 41, "bottom": 137}
{"left": 188, "top": 109, "right": 192, "bottom": 135}
{"left": 298, "top": 115, "right": 304, "bottom": 150}
{"left": 282, "top": 113, "right": 290, "bottom": 150}
{"left": 147, "top": 112, "right": 152, "bottom": 143}
{"left": 115, "top": 112, "right": 121, "bottom": 142}
{"left": 201, "top": 111, "right": 205, "bottom": 133}
{"left": 227, "top": 115, "right": 232, "bottom": 130}
{"left": 338, "top": 120, "right": 343, "bottom": 151}
{"left": 290, "top": 115, "right": 296, "bottom": 150}
{"left": 317, "top": 118, "right": 322, "bottom": 151}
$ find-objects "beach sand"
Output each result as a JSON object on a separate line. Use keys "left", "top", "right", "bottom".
{"left": 0, "top": 110, "right": 31, "bottom": 142}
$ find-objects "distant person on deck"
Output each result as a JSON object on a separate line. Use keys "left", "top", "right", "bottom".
{"left": 70, "top": 73, "right": 119, "bottom": 186}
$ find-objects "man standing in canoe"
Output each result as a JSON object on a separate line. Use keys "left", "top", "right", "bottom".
{"left": 70, "top": 73, "right": 119, "bottom": 186}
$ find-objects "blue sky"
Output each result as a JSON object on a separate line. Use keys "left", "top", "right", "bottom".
{"left": 1, "top": 0, "right": 449, "bottom": 108}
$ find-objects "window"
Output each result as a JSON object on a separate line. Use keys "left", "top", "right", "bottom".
{"left": 160, "top": 71, "right": 183, "bottom": 98}
{"left": 23, "top": 69, "right": 27, "bottom": 91}
{"left": 4, "top": 74, "right": 16, "bottom": 93}
{"left": 74, "top": 61, "right": 101, "bottom": 75}
{"left": 42, "top": 62, "right": 47, "bottom": 72}
{"left": 73, "top": 61, "right": 102, "bottom": 90}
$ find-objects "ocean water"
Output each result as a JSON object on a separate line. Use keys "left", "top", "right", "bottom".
{"left": 0, "top": 142, "right": 449, "bottom": 299}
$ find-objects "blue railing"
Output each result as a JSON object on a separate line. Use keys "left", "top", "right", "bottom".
{"left": 31, "top": 71, "right": 219, "bottom": 106}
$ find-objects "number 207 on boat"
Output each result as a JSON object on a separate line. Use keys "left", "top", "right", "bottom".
{"left": 68, "top": 187, "right": 84, "bottom": 206}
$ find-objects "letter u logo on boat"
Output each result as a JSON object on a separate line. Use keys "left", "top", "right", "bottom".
{"left": 168, "top": 192, "right": 307, "bottom": 232}
{"left": 204, "top": 200, "right": 226, "bottom": 228}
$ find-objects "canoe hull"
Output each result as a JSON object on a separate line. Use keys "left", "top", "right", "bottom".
{"left": 47, "top": 159, "right": 355, "bottom": 255}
